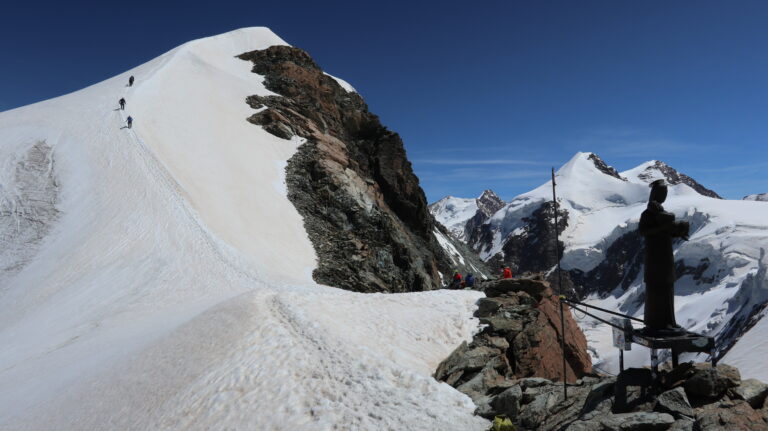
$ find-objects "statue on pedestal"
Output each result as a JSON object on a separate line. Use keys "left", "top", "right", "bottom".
{"left": 639, "top": 179, "right": 689, "bottom": 336}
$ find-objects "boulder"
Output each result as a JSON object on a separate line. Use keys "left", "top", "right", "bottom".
{"left": 579, "top": 379, "right": 616, "bottom": 419}
{"left": 518, "top": 388, "right": 560, "bottom": 429}
{"left": 655, "top": 387, "right": 694, "bottom": 418}
{"left": 473, "top": 395, "right": 496, "bottom": 419}
{"left": 475, "top": 297, "right": 503, "bottom": 317}
{"left": 475, "top": 296, "right": 522, "bottom": 317}
{"left": 695, "top": 399, "right": 768, "bottom": 431}
{"left": 485, "top": 335, "right": 511, "bottom": 350}
{"left": 732, "top": 378, "right": 768, "bottom": 409}
{"left": 599, "top": 412, "right": 675, "bottom": 431}
{"left": 480, "top": 316, "right": 524, "bottom": 334}
{"left": 485, "top": 278, "right": 552, "bottom": 299}
{"left": 683, "top": 363, "right": 739, "bottom": 402}
{"left": 434, "top": 343, "right": 498, "bottom": 380}
{"left": 457, "top": 362, "right": 514, "bottom": 402}
{"left": 514, "top": 384, "right": 592, "bottom": 431}
{"left": 491, "top": 385, "right": 523, "bottom": 418}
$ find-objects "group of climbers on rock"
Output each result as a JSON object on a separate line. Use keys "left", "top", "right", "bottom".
{"left": 444, "top": 265, "right": 512, "bottom": 289}
{"left": 447, "top": 271, "right": 475, "bottom": 290}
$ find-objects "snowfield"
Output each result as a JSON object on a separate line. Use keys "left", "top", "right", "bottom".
{"left": 0, "top": 28, "right": 487, "bottom": 430}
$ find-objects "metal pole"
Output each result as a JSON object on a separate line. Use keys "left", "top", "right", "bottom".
{"left": 552, "top": 167, "right": 567, "bottom": 400}
{"left": 619, "top": 349, "right": 624, "bottom": 373}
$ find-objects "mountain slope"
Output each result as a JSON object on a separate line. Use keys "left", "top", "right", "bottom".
{"left": 430, "top": 195, "right": 478, "bottom": 239}
{"left": 0, "top": 28, "right": 487, "bottom": 430}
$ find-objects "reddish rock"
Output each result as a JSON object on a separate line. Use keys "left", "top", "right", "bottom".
{"left": 514, "top": 292, "right": 593, "bottom": 382}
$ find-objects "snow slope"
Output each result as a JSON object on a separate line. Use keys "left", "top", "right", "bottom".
{"left": 469, "top": 152, "right": 768, "bottom": 380}
{"left": 0, "top": 27, "right": 486, "bottom": 430}
{"left": 430, "top": 196, "right": 478, "bottom": 240}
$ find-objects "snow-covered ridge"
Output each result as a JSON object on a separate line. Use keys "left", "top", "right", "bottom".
{"left": 0, "top": 27, "right": 487, "bottom": 430}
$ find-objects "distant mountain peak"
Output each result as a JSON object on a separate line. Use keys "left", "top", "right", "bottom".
{"left": 635, "top": 160, "right": 721, "bottom": 199}
{"left": 744, "top": 193, "right": 768, "bottom": 202}
{"left": 478, "top": 189, "right": 499, "bottom": 200}
{"left": 475, "top": 189, "right": 505, "bottom": 218}
{"left": 587, "top": 153, "right": 627, "bottom": 181}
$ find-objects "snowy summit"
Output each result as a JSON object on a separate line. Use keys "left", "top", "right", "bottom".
{"left": 0, "top": 28, "right": 488, "bottom": 430}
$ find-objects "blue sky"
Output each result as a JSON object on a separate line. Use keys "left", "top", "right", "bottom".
{"left": 2, "top": 0, "right": 767, "bottom": 202}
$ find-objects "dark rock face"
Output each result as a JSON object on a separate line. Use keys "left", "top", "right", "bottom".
{"left": 238, "top": 46, "right": 455, "bottom": 292}
{"left": 470, "top": 201, "right": 568, "bottom": 275}
{"left": 570, "top": 229, "right": 644, "bottom": 298}
{"left": 588, "top": 153, "right": 626, "bottom": 181}
{"left": 433, "top": 222, "right": 492, "bottom": 281}
{"left": 464, "top": 189, "right": 505, "bottom": 238}
{"left": 638, "top": 161, "right": 721, "bottom": 199}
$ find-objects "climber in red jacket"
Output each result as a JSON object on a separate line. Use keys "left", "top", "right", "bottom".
{"left": 448, "top": 270, "right": 463, "bottom": 289}
{"left": 502, "top": 266, "right": 513, "bottom": 279}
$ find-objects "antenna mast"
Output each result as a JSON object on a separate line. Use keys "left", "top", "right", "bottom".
{"left": 552, "top": 167, "right": 567, "bottom": 399}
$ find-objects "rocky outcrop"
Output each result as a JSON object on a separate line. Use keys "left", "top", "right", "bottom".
{"left": 434, "top": 277, "right": 768, "bottom": 429}
{"left": 435, "top": 277, "right": 592, "bottom": 420}
{"left": 238, "top": 46, "right": 464, "bottom": 292}
{"left": 588, "top": 153, "right": 626, "bottom": 181}
{"left": 440, "top": 358, "right": 768, "bottom": 430}
{"left": 464, "top": 190, "right": 505, "bottom": 238}
{"left": 637, "top": 161, "right": 721, "bottom": 199}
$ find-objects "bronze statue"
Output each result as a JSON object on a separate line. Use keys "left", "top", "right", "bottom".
{"left": 639, "top": 179, "right": 689, "bottom": 336}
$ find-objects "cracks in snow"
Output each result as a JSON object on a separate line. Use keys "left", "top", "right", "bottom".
{"left": 0, "top": 140, "right": 59, "bottom": 284}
